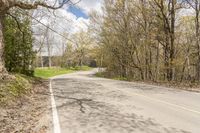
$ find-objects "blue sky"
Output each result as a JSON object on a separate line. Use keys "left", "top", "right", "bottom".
{"left": 68, "top": 6, "right": 89, "bottom": 19}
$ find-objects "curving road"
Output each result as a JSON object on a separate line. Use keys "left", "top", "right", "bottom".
{"left": 50, "top": 69, "right": 200, "bottom": 133}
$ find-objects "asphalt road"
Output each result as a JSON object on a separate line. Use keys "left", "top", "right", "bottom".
{"left": 50, "top": 69, "right": 200, "bottom": 133}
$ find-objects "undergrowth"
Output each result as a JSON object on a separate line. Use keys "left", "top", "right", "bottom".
{"left": 0, "top": 74, "right": 31, "bottom": 105}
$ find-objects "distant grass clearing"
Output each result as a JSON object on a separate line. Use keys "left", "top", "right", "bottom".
{"left": 34, "top": 66, "right": 92, "bottom": 79}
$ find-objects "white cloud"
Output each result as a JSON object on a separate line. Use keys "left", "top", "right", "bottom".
{"left": 72, "top": 17, "right": 89, "bottom": 32}
{"left": 32, "top": 0, "right": 103, "bottom": 56}
{"left": 73, "top": 0, "right": 103, "bottom": 15}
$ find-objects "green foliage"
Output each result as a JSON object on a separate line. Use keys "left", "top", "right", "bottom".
{"left": 8, "top": 75, "right": 30, "bottom": 96}
{"left": 62, "top": 31, "right": 95, "bottom": 68}
{"left": 3, "top": 12, "right": 35, "bottom": 76}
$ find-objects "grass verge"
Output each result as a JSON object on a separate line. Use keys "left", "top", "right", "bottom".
{"left": 0, "top": 74, "right": 50, "bottom": 132}
{"left": 0, "top": 74, "right": 31, "bottom": 105}
{"left": 34, "top": 66, "right": 92, "bottom": 79}
{"left": 95, "top": 72, "right": 200, "bottom": 92}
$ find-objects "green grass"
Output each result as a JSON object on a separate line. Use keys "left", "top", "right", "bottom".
{"left": 95, "top": 72, "right": 128, "bottom": 81}
{"left": 0, "top": 74, "right": 31, "bottom": 105}
{"left": 34, "top": 66, "right": 92, "bottom": 79}
{"left": 34, "top": 68, "right": 74, "bottom": 79}
{"left": 112, "top": 76, "right": 128, "bottom": 81}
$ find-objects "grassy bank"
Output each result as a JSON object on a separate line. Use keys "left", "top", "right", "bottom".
{"left": 34, "top": 66, "right": 92, "bottom": 79}
{"left": 95, "top": 71, "right": 200, "bottom": 92}
{"left": 0, "top": 74, "right": 31, "bottom": 105}
{"left": 0, "top": 66, "right": 92, "bottom": 104}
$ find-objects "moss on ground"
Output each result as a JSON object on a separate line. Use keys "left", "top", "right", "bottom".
{"left": 0, "top": 74, "right": 31, "bottom": 105}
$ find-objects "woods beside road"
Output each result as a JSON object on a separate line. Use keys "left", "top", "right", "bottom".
{"left": 1, "top": 0, "right": 200, "bottom": 133}
{"left": 90, "top": 0, "right": 200, "bottom": 83}
{"left": 1, "top": 0, "right": 200, "bottom": 84}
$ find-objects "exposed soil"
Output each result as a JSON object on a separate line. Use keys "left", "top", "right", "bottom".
{"left": 0, "top": 79, "right": 51, "bottom": 133}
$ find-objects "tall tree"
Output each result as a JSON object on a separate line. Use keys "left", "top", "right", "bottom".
{"left": 0, "top": 0, "right": 72, "bottom": 79}
{"left": 151, "top": 0, "right": 178, "bottom": 81}
{"left": 91, "top": 0, "right": 200, "bottom": 82}
{"left": 186, "top": 0, "right": 200, "bottom": 81}
{"left": 4, "top": 12, "right": 35, "bottom": 75}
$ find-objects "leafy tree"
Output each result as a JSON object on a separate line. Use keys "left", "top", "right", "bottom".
{"left": 63, "top": 30, "right": 94, "bottom": 68}
{"left": 3, "top": 12, "right": 35, "bottom": 76}
{"left": 0, "top": 0, "right": 71, "bottom": 79}
{"left": 90, "top": 0, "right": 199, "bottom": 83}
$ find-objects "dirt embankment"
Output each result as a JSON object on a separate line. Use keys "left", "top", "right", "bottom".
{"left": 0, "top": 79, "right": 51, "bottom": 133}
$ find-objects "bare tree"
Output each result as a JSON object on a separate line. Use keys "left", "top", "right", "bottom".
{"left": 185, "top": 0, "right": 200, "bottom": 81}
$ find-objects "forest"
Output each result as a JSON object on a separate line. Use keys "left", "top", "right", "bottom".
{"left": 0, "top": 0, "right": 200, "bottom": 132}
{"left": 1, "top": 0, "right": 200, "bottom": 83}
{"left": 89, "top": 0, "right": 200, "bottom": 83}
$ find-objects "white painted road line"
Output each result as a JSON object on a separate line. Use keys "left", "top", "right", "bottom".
{"left": 49, "top": 79, "right": 61, "bottom": 133}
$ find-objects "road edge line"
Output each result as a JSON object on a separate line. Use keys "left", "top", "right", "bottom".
{"left": 49, "top": 79, "right": 61, "bottom": 133}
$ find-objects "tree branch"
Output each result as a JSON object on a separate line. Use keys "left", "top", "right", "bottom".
{"left": 6, "top": 12, "right": 23, "bottom": 33}
{"left": 9, "top": 0, "right": 71, "bottom": 10}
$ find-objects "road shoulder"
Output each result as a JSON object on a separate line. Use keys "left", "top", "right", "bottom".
{"left": 0, "top": 79, "right": 51, "bottom": 133}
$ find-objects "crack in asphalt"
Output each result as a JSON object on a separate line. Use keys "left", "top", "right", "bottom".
{"left": 49, "top": 71, "right": 200, "bottom": 133}
{"left": 53, "top": 94, "right": 92, "bottom": 113}
{"left": 66, "top": 97, "right": 92, "bottom": 113}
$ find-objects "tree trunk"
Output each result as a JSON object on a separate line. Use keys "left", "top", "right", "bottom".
{"left": 195, "top": 1, "right": 200, "bottom": 81}
{"left": 155, "top": 42, "right": 160, "bottom": 81}
{"left": 197, "top": 41, "right": 200, "bottom": 81}
{"left": 0, "top": 15, "right": 7, "bottom": 79}
{"left": 169, "top": 0, "right": 176, "bottom": 81}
